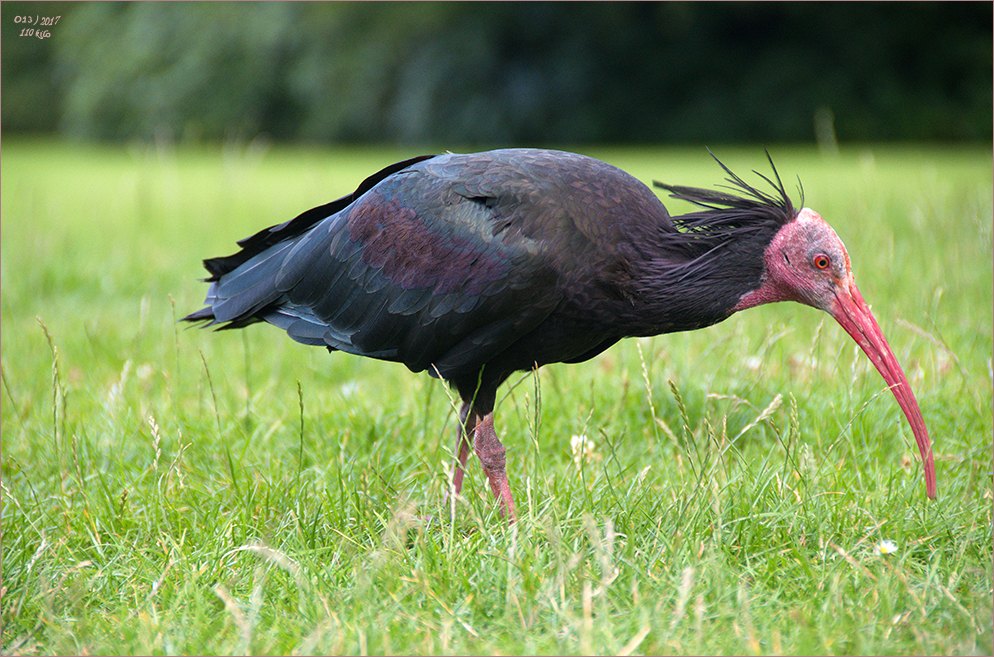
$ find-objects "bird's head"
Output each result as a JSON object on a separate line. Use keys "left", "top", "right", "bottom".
{"left": 735, "top": 208, "right": 936, "bottom": 499}
{"left": 735, "top": 208, "right": 853, "bottom": 311}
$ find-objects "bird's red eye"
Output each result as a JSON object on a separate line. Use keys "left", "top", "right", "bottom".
{"left": 813, "top": 255, "right": 831, "bottom": 270}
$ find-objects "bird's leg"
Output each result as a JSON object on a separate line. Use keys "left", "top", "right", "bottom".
{"left": 446, "top": 403, "right": 475, "bottom": 509}
{"left": 473, "top": 413, "right": 517, "bottom": 521}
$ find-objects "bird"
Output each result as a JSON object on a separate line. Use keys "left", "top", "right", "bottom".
{"left": 183, "top": 148, "right": 937, "bottom": 520}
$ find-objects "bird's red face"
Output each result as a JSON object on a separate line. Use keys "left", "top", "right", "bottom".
{"left": 736, "top": 209, "right": 936, "bottom": 499}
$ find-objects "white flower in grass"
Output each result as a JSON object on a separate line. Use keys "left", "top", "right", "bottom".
{"left": 570, "top": 434, "right": 596, "bottom": 468}
{"left": 874, "top": 539, "right": 898, "bottom": 556}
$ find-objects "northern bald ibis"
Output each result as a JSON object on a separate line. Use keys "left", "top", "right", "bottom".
{"left": 184, "top": 149, "right": 936, "bottom": 520}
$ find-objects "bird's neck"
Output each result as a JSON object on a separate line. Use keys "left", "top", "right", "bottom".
{"left": 629, "top": 239, "right": 771, "bottom": 337}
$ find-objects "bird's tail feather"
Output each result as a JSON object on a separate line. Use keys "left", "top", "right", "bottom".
{"left": 181, "top": 306, "right": 215, "bottom": 323}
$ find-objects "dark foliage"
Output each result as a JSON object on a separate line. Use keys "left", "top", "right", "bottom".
{"left": 3, "top": 2, "right": 990, "bottom": 143}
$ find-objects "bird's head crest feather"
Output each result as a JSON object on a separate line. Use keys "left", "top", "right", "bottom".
{"left": 653, "top": 150, "right": 802, "bottom": 235}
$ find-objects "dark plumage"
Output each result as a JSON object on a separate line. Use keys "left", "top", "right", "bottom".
{"left": 184, "top": 149, "right": 936, "bottom": 518}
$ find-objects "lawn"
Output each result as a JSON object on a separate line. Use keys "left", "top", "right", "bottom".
{"left": 2, "top": 139, "right": 991, "bottom": 655}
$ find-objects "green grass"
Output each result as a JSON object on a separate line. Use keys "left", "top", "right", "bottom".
{"left": 2, "top": 139, "right": 991, "bottom": 655}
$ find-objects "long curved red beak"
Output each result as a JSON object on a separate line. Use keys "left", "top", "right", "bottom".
{"left": 830, "top": 276, "right": 936, "bottom": 499}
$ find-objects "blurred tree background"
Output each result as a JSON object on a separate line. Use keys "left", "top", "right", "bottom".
{"left": 2, "top": 1, "right": 991, "bottom": 146}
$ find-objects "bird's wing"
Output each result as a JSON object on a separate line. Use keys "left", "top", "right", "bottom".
{"left": 196, "top": 152, "right": 585, "bottom": 380}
